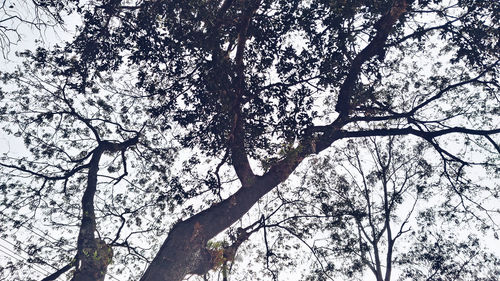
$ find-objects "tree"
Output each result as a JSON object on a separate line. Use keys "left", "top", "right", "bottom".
{"left": 0, "top": 55, "right": 179, "bottom": 280}
{"left": 255, "top": 137, "right": 499, "bottom": 281}
{"left": 0, "top": 0, "right": 499, "bottom": 280}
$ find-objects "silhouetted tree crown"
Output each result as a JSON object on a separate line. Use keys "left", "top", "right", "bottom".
{"left": 0, "top": 0, "right": 498, "bottom": 280}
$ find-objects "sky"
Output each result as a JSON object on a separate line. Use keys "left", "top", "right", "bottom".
{"left": 0, "top": 2, "right": 499, "bottom": 281}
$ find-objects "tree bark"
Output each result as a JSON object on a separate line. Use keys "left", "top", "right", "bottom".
{"left": 140, "top": 172, "right": 286, "bottom": 280}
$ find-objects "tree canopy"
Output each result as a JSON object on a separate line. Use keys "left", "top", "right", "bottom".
{"left": 0, "top": 0, "right": 499, "bottom": 280}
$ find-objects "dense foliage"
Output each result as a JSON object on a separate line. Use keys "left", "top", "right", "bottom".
{"left": 0, "top": 0, "right": 499, "bottom": 280}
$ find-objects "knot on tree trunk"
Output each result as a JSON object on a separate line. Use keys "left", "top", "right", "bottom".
{"left": 189, "top": 242, "right": 236, "bottom": 276}
{"left": 190, "top": 226, "right": 253, "bottom": 276}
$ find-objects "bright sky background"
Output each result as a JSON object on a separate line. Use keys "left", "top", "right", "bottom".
{"left": 0, "top": 3, "right": 499, "bottom": 281}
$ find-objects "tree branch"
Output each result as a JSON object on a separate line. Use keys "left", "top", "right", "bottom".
{"left": 41, "top": 257, "right": 77, "bottom": 281}
{"left": 335, "top": 0, "right": 411, "bottom": 116}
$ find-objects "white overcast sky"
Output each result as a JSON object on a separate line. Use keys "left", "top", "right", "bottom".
{"left": 0, "top": 2, "right": 499, "bottom": 281}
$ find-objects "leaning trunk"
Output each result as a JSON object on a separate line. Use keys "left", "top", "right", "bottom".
{"left": 140, "top": 170, "right": 289, "bottom": 281}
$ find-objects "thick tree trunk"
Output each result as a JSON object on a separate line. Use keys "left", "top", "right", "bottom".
{"left": 140, "top": 173, "right": 284, "bottom": 281}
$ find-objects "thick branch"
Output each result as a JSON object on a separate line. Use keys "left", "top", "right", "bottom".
{"left": 214, "top": 0, "right": 235, "bottom": 30}
{"left": 335, "top": 0, "right": 410, "bottom": 116}
{"left": 41, "top": 257, "right": 77, "bottom": 281}
{"left": 229, "top": 0, "right": 260, "bottom": 186}
{"left": 337, "top": 127, "right": 500, "bottom": 140}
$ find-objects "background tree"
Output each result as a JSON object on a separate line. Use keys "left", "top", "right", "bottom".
{"left": 0, "top": 57, "right": 182, "bottom": 280}
{"left": 0, "top": 0, "right": 499, "bottom": 280}
{"left": 252, "top": 136, "right": 499, "bottom": 281}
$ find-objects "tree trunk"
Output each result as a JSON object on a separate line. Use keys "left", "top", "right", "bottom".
{"left": 71, "top": 149, "right": 112, "bottom": 281}
{"left": 71, "top": 137, "right": 138, "bottom": 281}
{"left": 140, "top": 170, "right": 289, "bottom": 281}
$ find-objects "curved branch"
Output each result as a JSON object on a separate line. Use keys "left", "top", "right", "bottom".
{"left": 229, "top": 0, "right": 261, "bottom": 186}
